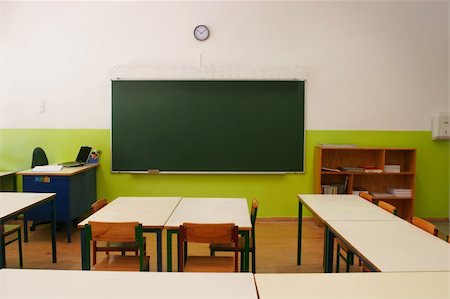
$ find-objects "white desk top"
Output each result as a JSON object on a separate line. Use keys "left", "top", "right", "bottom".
{"left": 0, "top": 269, "right": 258, "bottom": 299}
{"left": 0, "top": 171, "right": 15, "bottom": 177}
{"left": 164, "top": 197, "right": 252, "bottom": 229}
{"left": 255, "top": 272, "right": 450, "bottom": 299}
{"left": 298, "top": 194, "right": 400, "bottom": 221}
{"left": 78, "top": 197, "right": 182, "bottom": 228}
{"left": 328, "top": 219, "right": 450, "bottom": 272}
{"left": 0, "top": 192, "right": 56, "bottom": 221}
{"left": 18, "top": 163, "right": 98, "bottom": 176}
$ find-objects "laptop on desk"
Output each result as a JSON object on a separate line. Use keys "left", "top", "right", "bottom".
{"left": 59, "top": 146, "right": 92, "bottom": 167}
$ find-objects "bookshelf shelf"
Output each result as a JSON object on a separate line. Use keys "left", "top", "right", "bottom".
{"left": 314, "top": 145, "right": 416, "bottom": 220}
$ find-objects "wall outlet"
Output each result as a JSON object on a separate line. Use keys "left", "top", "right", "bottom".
{"left": 432, "top": 113, "right": 450, "bottom": 140}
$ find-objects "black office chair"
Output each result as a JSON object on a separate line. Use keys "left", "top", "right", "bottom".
{"left": 29, "top": 147, "right": 49, "bottom": 231}
{"left": 31, "top": 147, "right": 48, "bottom": 168}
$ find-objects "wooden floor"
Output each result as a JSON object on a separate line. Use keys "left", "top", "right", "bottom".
{"left": 3, "top": 218, "right": 368, "bottom": 273}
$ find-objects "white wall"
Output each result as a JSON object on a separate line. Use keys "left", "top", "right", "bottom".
{"left": 0, "top": 1, "right": 448, "bottom": 130}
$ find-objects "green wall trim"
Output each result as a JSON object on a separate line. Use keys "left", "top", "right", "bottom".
{"left": 1, "top": 129, "right": 448, "bottom": 217}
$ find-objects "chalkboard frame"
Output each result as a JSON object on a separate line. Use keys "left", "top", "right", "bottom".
{"left": 111, "top": 79, "right": 305, "bottom": 174}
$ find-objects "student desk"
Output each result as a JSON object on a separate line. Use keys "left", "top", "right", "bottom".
{"left": 255, "top": 272, "right": 450, "bottom": 298}
{"left": 164, "top": 197, "right": 252, "bottom": 272}
{"left": 0, "top": 269, "right": 258, "bottom": 298}
{"left": 328, "top": 220, "right": 450, "bottom": 272}
{"left": 0, "top": 171, "right": 16, "bottom": 191}
{"left": 297, "top": 194, "right": 400, "bottom": 270}
{"left": 18, "top": 164, "right": 98, "bottom": 243}
{"left": 78, "top": 196, "right": 182, "bottom": 272}
{"left": 0, "top": 192, "right": 57, "bottom": 268}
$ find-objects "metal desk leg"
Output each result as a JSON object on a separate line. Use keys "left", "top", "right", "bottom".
{"left": 0, "top": 223, "right": 5, "bottom": 268}
{"left": 51, "top": 197, "right": 57, "bottom": 263}
{"left": 297, "top": 201, "right": 303, "bottom": 265}
{"left": 166, "top": 229, "right": 177, "bottom": 272}
{"left": 80, "top": 228, "right": 89, "bottom": 270}
{"left": 241, "top": 230, "right": 250, "bottom": 272}
{"left": 324, "top": 226, "right": 335, "bottom": 273}
{"left": 144, "top": 228, "right": 163, "bottom": 272}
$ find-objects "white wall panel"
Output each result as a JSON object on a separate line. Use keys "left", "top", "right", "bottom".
{"left": 0, "top": 1, "right": 448, "bottom": 130}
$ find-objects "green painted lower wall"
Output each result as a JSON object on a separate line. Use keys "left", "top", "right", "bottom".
{"left": 1, "top": 129, "right": 448, "bottom": 218}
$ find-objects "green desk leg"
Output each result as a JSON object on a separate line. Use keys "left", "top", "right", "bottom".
{"left": 166, "top": 229, "right": 178, "bottom": 272}
{"left": 324, "top": 226, "right": 335, "bottom": 273}
{"left": 241, "top": 230, "right": 250, "bottom": 272}
{"left": 297, "top": 201, "right": 303, "bottom": 265}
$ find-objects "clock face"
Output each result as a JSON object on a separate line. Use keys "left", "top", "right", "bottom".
{"left": 194, "top": 25, "right": 209, "bottom": 41}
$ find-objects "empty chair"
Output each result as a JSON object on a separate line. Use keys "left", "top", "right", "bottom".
{"left": 3, "top": 224, "right": 23, "bottom": 268}
{"left": 411, "top": 216, "right": 438, "bottom": 236}
{"left": 336, "top": 193, "right": 374, "bottom": 272}
{"left": 90, "top": 199, "right": 146, "bottom": 265}
{"left": 378, "top": 201, "right": 397, "bottom": 215}
{"left": 178, "top": 223, "right": 239, "bottom": 272}
{"left": 85, "top": 221, "right": 149, "bottom": 271}
{"left": 29, "top": 147, "right": 50, "bottom": 231}
{"left": 31, "top": 147, "right": 48, "bottom": 168}
{"left": 210, "top": 199, "right": 258, "bottom": 273}
{"left": 359, "top": 192, "right": 374, "bottom": 203}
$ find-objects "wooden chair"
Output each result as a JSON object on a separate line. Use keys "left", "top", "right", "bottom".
{"left": 335, "top": 193, "right": 373, "bottom": 272}
{"left": 90, "top": 199, "right": 145, "bottom": 265}
{"left": 210, "top": 199, "right": 258, "bottom": 273}
{"left": 178, "top": 223, "right": 239, "bottom": 272}
{"left": 3, "top": 224, "right": 23, "bottom": 268}
{"left": 378, "top": 200, "right": 397, "bottom": 215}
{"left": 85, "top": 221, "right": 149, "bottom": 271}
{"left": 359, "top": 192, "right": 373, "bottom": 203}
{"left": 411, "top": 216, "right": 438, "bottom": 236}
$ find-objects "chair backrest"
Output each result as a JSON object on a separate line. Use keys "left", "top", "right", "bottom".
{"left": 411, "top": 216, "right": 438, "bottom": 236}
{"left": 378, "top": 200, "right": 397, "bottom": 215}
{"left": 88, "top": 221, "right": 139, "bottom": 243}
{"left": 85, "top": 221, "right": 146, "bottom": 270}
{"left": 91, "top": 198, "right": 108, "bottom": 213}
{"left": 359, "top": 193, "right": 373, "bottom": 203}
{"left": 31, "top": 147, "right": 48, "bottom": 168}
{"left": 178, "top": 223, "right": 239, "bottom": 272}
{"left": 250, "top": 199, "right": 259, "bottom": 227}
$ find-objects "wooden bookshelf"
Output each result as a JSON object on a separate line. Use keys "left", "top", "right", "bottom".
{"left": 314, "top": 145, "right": 416, "bottom": 220}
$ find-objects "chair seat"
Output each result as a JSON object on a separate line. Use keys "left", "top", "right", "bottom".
{"left": 4, "top": 224, "right": 20, "bottom": 236}
{"left": 210, "top": 237, "right": 254, "bottom": 252}
{"left": 93, "top": 255, "right": 150, "bottom": 271}
{"left": 184, "top": 256, "right": 235, "bottom": 272}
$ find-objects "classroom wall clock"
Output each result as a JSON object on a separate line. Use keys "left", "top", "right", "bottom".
{"left": 194, "top": 25, "right": 209, "bottom": 41}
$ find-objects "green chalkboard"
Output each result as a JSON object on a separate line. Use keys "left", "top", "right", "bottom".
{"left": 112, "top": 80, "right": 305, "bottom": 173}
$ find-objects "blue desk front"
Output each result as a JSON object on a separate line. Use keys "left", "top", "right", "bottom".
{"left": 18, "top": 164, "right": 98, "bottom": 243}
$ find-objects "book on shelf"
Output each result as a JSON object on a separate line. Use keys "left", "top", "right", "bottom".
{"left": 321, "top": 166, "right": 341, "bottom": 173}
{"left": 360, "top": 165, "right": 383, "bottom": 173}
{"left": 387, "top": 188, "right": 412, "bottom": 198}
{"left": 338, "top": 166, "right": 364, "bottom": 173}
{"left": 384, "top": 165, "right": 401, "bottom": 173}
{"left": 369, "top": 192, "right": 395, "bottom": 199}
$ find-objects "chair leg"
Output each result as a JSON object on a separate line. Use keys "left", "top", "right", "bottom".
{"left": 336, "top": 245, "right": 340, "bottom": 273}
{"left": 18, "top": 229, "right": 23, "bottom": 268}
{"left": 240, "top": 252, "right": 244, "bottom": 272}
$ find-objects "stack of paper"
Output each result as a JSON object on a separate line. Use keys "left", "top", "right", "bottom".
{"left": 32, "top": 165, "right": 63, "bottom": 172}
{"left": 388, "top": 188, "right": 412, "bottom": 198}
{"left": 384, "top": 165, "right": 401, "bottom": 173}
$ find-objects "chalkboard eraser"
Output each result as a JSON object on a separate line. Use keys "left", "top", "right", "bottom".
{"left": 147, "top": 169, "right": 160, "bottom": 174}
